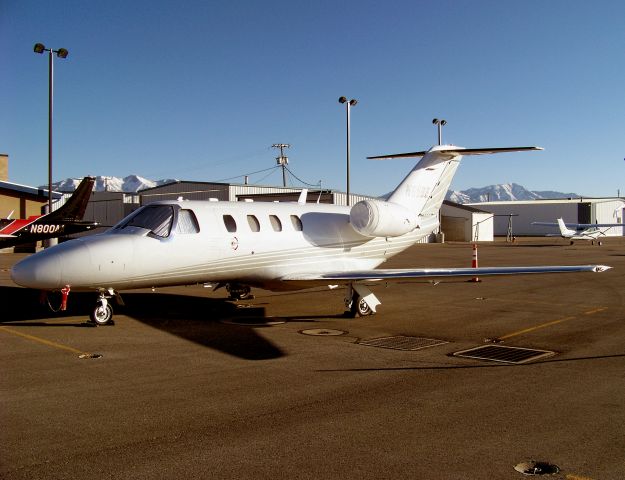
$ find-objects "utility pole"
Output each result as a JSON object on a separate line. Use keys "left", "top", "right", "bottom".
{"left": 272, "top": 144, "right": 290, "bottom": 187}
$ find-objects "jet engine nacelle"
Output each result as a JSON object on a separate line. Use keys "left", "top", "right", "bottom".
{"left": 349, "top": 199, "right": 417, "bottom": 237}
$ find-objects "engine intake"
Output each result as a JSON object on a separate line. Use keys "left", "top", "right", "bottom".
{"left": 349, "top": 199, "right": 417, "bottom": 237}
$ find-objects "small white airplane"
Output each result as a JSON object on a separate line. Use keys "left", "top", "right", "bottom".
{"left": 11, "top": 144, "right": 611, "bottom": 325}
{"left": 532, "top": 218, "right": 622, "bottom": 245}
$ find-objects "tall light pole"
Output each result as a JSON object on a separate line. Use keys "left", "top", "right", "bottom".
{"left": 34, "top": 43, "right": 69, "bottom": 215}
{"left": 432, "top": 118, "right": 447, "bottom": 145}
{"left": 339, "top": 96, "right": 357, "bottom": 206}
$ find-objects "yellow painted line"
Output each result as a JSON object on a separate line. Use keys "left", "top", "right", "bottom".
{"left": 583, "top": 307, "right": 608, "bottom": 315}
{"left": 498, "top": 316, "right": 576, "bottom": 340}
{"left": 498, "top": 307, "right": 608, "bottom": 341}
{"left": 0, "top": 326, "right": 87, "bottom": 356}
{"left": 566, "top": 474, "right": 595, "bottom": 480}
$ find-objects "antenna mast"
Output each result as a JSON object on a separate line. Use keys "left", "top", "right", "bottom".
{"left": 272, "top": 143, "right": 290, "bottom": 187}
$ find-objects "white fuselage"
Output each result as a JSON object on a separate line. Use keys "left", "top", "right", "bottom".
{"left": 12, "top": 200, "right": 434, "bottom": 292}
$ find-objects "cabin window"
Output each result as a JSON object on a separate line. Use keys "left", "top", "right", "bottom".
{"left": 176, "top": 209, "right": 200, "bottom": 234}
{"left": 290, "top": 215, "right": 303, "bottom": 231}
{"left": 247, "top": 215, "right": 260, "bottom": 232}
{"left": 269, "top": 215, "right": 282, "bottom": 232}
{"left": 223, "top": 215, "right": 237, "bottom": 232}
{"left": 116, "top": 205, "right": 174, "bottom": 238}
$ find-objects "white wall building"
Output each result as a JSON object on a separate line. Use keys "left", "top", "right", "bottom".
{"left": 466, "top": 198, "right": 625, "bottom": 237}
{"left": 440, "top": 201, "right": 494, "bottom": 242}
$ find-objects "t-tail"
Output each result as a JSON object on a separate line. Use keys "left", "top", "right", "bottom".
{"left": 349, "top": 145, "right": 542, "bottom": 238}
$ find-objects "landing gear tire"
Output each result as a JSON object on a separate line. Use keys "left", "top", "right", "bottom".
{"left": 226, "top": 283, "right": 253, "bottom": 301}
{"left": 349, "top": 295, "right": 373, "bottom": 318}
{"left": 90, "top": 302, "right": 113, "bottom": 326}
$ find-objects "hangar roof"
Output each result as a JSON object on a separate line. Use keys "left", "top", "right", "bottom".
{"left": 443, "top": 200, "right": 490, "bottom": 213}
{"left": 0, "top": 180, "right": 62, "bottom": 200}
{"left": 466, "top": 197, "right": 624, "bottom": 207}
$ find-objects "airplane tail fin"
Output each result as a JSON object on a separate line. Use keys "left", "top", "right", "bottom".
{"left": 367, "top": 146, "right": 542, "bottom": 219}
{"left": 557, "top": 218, "right": 575, "bottom": 237}
{"left": 47, "top": 177, "right": 95, "bottom": 222}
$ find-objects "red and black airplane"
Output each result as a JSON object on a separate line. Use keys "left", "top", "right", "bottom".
{"left": 0, "top": 176, "right": 98, "bottom": 249}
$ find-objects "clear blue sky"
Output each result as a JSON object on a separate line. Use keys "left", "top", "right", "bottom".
{"left": 2, "top": 0, "right": 624, "bottom": 197}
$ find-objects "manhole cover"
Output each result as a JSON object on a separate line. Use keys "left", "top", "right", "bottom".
{"left": 514, "top": 460, "right": 560, "bottom": 475}
{"left": 220, "top": 317, "right": 285, "bottom": 326}
{"left": 300, "top": 329, "right": 347, "bottom": 336}
{"left": 358, "top": 336, "right": 448, "bottom": 351}
{"left": 453, "top": 345, "right": 556, "bottom": 364}
{"left": 78, "top": 353, "right": 102, "bottom": 359}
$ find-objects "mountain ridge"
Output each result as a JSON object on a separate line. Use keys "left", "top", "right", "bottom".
{"left": 49, "top": 176, "right": 581, "bottom": 202}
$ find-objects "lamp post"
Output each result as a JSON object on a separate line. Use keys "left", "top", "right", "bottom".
{"left": 432, "top": 118, "right": 447, "bottom": 145}
{"left": 339, "top": 96, "right": 357, "bottom": 206}
{"left": 33, "top": 43, "right": 69, "bottom": 215}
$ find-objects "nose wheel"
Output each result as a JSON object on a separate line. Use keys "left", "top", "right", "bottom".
{"left": 89, "top": 296, "right": 114, "bottom": 326}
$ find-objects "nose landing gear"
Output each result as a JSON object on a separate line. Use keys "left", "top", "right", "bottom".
{"left": 90, "top": 296, "right": 114, "bottom": 326}
{"left": 88, "top": 289, "right": 120, "bottom": 326}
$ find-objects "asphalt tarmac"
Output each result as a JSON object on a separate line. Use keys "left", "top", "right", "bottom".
{"left": 1, "top": 237, "right": 624, "bottom": 479}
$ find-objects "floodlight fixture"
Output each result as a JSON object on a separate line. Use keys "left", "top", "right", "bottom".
{"left": 33, "top": 42, "right": 70, "bottom": 219}
{"left": 432, "top": 118, "right": 447, "bottom": 145}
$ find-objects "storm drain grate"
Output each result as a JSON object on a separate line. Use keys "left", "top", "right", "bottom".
{"left": 358, "top": 336, "right": 448, "bottom": 351}
{"left": 453, "top": 345, "right": 556, "bottom": 364}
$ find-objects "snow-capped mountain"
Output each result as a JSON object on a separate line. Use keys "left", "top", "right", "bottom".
{"left": 446, "top": 183, "right": 580, "bottom": 204}
{"left": 49, "top": 175, "right": 178, "bottom": 193}
{"left": 49, "top": 176, "right": 580, "bottom": 203}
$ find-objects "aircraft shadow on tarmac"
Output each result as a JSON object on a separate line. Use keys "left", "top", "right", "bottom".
{"left": 0, "top": 287, "right": 285, "bottom": 360}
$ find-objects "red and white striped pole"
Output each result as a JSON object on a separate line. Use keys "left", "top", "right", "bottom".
{"left": 470, "top": 243, "right": 481, "bottom": 282}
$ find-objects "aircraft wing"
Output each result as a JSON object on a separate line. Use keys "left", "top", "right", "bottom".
{"left": 532, "top": 221, "right": 621, "bottom": 228}
{"left": 281, "top": 265, "right": 611, "bottom": 285}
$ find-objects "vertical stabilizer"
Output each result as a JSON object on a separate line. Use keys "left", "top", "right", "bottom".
{"left": 47, "top": 176, "right": 95, "bottom": 222}
{"left": 367, "top": 146, "right": 542, "bottom": 219}
{"left": 557, "top": 218, "right": 575, "bottom": 237}
{"left": 387, "top": 147, "right": 461, "bottom": 218}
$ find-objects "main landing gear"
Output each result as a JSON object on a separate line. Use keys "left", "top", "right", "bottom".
{"left": 225, "top": 283, "right": 254, "bottom": 301}
{"left": 344, "top": 283, "right": 381, "bottom": 318}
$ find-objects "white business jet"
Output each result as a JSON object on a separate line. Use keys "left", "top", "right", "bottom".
{"left": 11, "top": 144, "right": 611, "bottom": 325}
{"left": 532, "top": 218, "right": 621, "bottom": 245}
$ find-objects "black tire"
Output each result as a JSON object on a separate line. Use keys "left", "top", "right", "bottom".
{"left": 226, "top": 283, "right": 252, "bottom": 300}
{"left": 90, "top": 302, "right": 113, "bottom": 325}
{"left": 349, "top": 296, "right": 372, "bottom": 317}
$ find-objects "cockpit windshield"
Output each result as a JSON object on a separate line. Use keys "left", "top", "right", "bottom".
{"left": 113, "top": 205, "right": 175, "bottom": 238}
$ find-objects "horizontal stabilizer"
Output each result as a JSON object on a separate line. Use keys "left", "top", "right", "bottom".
{"left": 367, "top": 146, "right": 543, "bottom": 160}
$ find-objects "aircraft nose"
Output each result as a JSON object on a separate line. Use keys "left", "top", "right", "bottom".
{"left": 11, "top": 251, "right": 63, "bottom": 289}
{"left": 11, "top": 241, "right": 92, "bottom": 290}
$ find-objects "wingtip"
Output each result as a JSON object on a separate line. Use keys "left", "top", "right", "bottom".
{"left": 594, "top": 265, "right": 612, "bottom": 272}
